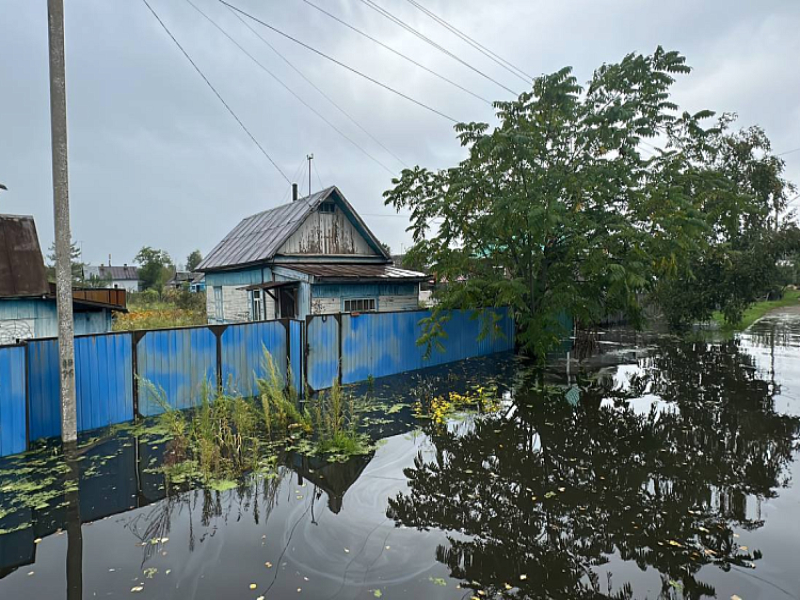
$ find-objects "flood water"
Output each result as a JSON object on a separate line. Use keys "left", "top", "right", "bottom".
{"left": 2, "top": 310, "right": 800, "bottom": 599}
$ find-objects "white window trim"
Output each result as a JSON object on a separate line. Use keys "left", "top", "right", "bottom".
{"left": 343, "top": 297, "right": 376, "bottom": 313}
{"left": 214, "top": 287, "right": 224, "bottom": 321}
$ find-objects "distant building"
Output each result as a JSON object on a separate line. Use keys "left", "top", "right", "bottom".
{"left": 189, "top": 272, "right": 206, "bottom": 293}
{"left": 0, "top": 214, "right": 126, "bottom": 343}
{"left": 82, "top": 264, "right": 141, "bottom": 292}
{"left": 198, "top": 186, "right": 427, "bottom": 323}
{"left": 165, "top": 270, "right": 204, "bottom": 292}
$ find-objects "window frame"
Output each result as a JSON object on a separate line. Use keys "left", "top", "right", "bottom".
{"left": 214, "top": 286, "right": 224, "bottom": 321}
{"left": 343, "top": 297, "right": 376, "bottom": 313}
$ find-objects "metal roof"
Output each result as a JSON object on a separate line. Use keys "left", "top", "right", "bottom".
{"left": 197, "top": 186, "right": 390, "bottom": 271}
{"left": 83, "top": 265, "right": 140, "bottom": 281}
{"left": 0, "top": 214, "right": 50, "bottom": 298}
{"left": 286, "top": 263, "right": 428, "bottom": 283}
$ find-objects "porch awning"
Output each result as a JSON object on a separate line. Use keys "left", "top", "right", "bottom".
{"left": 237, "top": 281, "right": 299, "bottom": 292}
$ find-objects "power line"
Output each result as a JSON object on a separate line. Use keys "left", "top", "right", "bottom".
{"left": 299, "top": 0, "right": 491, "bottom": 105}
{"left": 402, "top": 0, "right": 532, "bottom": 84}
{"left": 184, "top": 0, "right": 395, "bottom": 175}
{"left": 357, "top": 0, "right": 519, "bottom": 96}
{"left": 777, "top": 147, "right": 800, "bottom": 157}
{"left": 227, "top": 6, "right": 408, "bottom": 169}
{"left": 141, "top": 0, "right": 290, "bottom": 183}
{"left": 219, "top": 0, "right": 460, "bottom": 123}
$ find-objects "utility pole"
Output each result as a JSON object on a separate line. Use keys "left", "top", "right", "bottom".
{"left": 47, "top": 0, "right": 77, "bottom": 443}
{"left": 307, "top": 153, "right": 314, "bottom": 196}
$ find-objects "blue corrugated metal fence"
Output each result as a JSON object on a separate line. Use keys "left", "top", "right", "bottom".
{"left": 220, "top": 321, "right": 287, "bottom": 398}
{"left": 309, "top": 308, "right": 515, "bottom": 390}
{"left": 2, "top": 310, "right": 514, "bottom": 457}
{"left": 0, "top": 345, "right": 27, "bottom": 456}
{"left": 305, "top": 314, "right": 340, "bottom": 391}
{"left": 136, "top": 328, "right": 218, "bottom": 417}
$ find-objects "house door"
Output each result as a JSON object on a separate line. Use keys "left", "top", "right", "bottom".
{"left": 279, "top": 287, "right": 296, "bottom": 319}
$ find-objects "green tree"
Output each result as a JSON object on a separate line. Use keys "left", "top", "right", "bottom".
{"left": 46, "top": 239, "right": 84, "bottom": 283}
{"left": 186, "top": 249, "right": 203, "bottom": 272}
{"left": 385, "top": 48, "right": 722, "bottom": 357}
{"left": 653, "top": 122, "right": 800, "bottom": 328}
{"left": 135, "top": 246, "right": 173, "bottom": 292}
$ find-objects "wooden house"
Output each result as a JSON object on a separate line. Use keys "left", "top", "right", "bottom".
{"left": 197, "top": 186, "right": 427, "bottom": 323}
{"left": 0, "top": 214, "right": 126, "bottom": 343}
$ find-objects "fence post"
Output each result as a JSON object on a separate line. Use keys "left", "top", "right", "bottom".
{"left": 131, "top": 331, "right": 146, "bottom": 418}
{"left": 336, "top": 313, "right": 343, "bottom": 386}
{"left": 209, "top": 325, "right": 228, "bottom": 395}
{"left": 24, "top": 342, "right": 30, "bottom": 453}
{"left": 304, "top": 314, "right": 312, "bottom": 394}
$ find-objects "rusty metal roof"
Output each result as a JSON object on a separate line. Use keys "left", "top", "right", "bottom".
{"left": 286, "top": 263, "right": 428, "bottom": 283}
{"left": 197, "top": 187, "right": 390, "bottom": 271}
{"left": 0, "top": 214, "right": 50, "bottom": 298}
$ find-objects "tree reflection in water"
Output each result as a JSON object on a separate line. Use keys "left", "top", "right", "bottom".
{"left": 388, "top": 339, "right": 800, "bottom": 599}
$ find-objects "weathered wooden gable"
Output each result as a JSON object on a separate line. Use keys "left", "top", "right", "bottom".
{"left": 278, "top": 201, "right": 378, "bottom": 257}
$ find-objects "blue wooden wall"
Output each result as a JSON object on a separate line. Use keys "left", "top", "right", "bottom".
{"left": 0, "top": 345, "right": 27, "bottom": 456}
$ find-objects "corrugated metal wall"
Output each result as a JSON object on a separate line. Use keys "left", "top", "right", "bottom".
{"left": 28, "top": 334, "right": 136, "bottom": 440}
{"left": 75, "top": 334, "right": 133, "bottom": 431}
{"left": 314, "top": 308, "right": 515, "bottom": 389}
{"left": 306, "top": 314, "right": 340, "bottom": 391}
{"left": 27, "top": 338, "right": 60, "bottom": 440}
{"left": 0, "top": 345, "right": 27, "bottom": 456}
{"left": 136, "top": 328, "right": 218, "bottom": 417}
{"left": 2, "top": 311, "right": 514, "bottom": 457}
{"left": 220, "top": 321, "right": 287, "bottom": 397}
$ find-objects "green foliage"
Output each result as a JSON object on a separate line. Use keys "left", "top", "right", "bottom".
{"left": 652, "top": 123, "right": 800, "bottom": 329}
{"left": 385, "top": 48, "right": 708, "bottom": 357}
{"left": 135, "top": 246, "right": 173, "bottom": 292}
{"left": 46, "top": 239, "right": 84, "bottom": 283}
{"left": 186, "top": 249, "right": 203, "bottom": 272}
{"left": 384, "top": 47, "right": 798, "bottom": 354}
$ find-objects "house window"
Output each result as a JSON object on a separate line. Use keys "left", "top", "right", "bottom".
{"left": 252, "top": 289, "right": 263, "bottom": 321}
{"left": 318, "top": 202, "right": 335, "bottom": 214}
{"left": 343, "top": 298, "right": 376, "bottom": 313}
{"left": 214, "top": 286, "right": 224, "bottom": 321}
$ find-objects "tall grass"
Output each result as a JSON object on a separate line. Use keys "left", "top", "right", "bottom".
{"left": 146, "top": 349, "right": 370, "bottom": 487}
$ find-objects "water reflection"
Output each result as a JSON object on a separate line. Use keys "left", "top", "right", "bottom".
{"left": 388, "top": 338, "right": 800, "bottom": 599}
{"left": 1, "top": 323, "right": 800, "bottom": 599}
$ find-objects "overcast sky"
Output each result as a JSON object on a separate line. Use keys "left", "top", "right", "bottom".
{"left": 1, "top": 0, "right": 799, "bottom": 268}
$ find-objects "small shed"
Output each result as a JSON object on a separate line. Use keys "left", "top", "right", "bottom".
{"left": 198, "top": 186, "right": 427, "bottom": 323}
{"left": 0, "top": 214, "right": 126, "bottom": 343}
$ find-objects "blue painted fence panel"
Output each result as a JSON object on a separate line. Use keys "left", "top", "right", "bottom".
{"left": 27, "top": 338, "right": 60, "bottom": 440}
{"left": 220, "top": 321, "right": 287, "bottom": 397}
{"left": 75, "top": 334, "right": 133, "bottom": 432}
{"left": 136, "top": 328, "right": 217, "bottom": 416}
{"left": 289, "top": 320, "right": 303, "bottom": 393}
{"left": 27, "top": 334, "right": 137, "bottom": 441}
{"left": 0, "top": 345, "right": 27, "bottom": 456}
{"left": 340, "top": 308, "right": 514, "bottom": 386}
{"left": 306, "top": 315, "right": 340, "bottom": 391}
